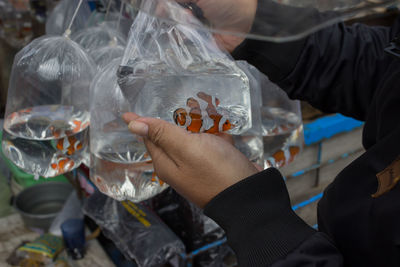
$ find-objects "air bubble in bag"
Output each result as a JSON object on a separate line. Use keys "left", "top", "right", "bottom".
{"left": 90, "top": 58, "right": 168, "bottom": 202}
{"left": 117, "top": 0, "right": 252, "bottom": 135}
{"left": 2, "top": 35, "right": 95, "bottom": 178}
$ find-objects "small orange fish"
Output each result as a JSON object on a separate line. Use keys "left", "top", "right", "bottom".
{"left": 56, "top": 136, "right": 83, "bottom": 155}
{"left": 70, "top": 120, "right": 89, "bottom": 134}
{"left": 50, "top": 126, "right": 62, "bottom": 138}
{"left": 51, "top": 156, "right": 75, "bottom": 174}
{"left": 173, "top": 92, "right": 234, "bottom": 134}
{"left": 266, "top": 146, "right": 300, "bottom": 168}
{"left": 150, "top": 172, "right": 164, "bottom": 186}
{"left": 20, "top": 108, "right": 33, "bottom": 114}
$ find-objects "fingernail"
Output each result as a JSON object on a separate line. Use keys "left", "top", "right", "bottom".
{"left": 128, "top": 121, "right": 148, "bottom": 136}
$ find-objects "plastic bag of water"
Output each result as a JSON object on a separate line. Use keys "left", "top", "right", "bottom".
{"left": 233, "top": 61, "right": 264, "bottom": 168}
{"left": 260, "top": 74, "right": 304, "bottom": 168}
{"left": 90, "top": 58, "right": 168, "bottom": 202}
{"left": 117, "top": 0, "right": 252, "bottom": 135}
{"left": 2, "top": 35, "right": 95, "bottom": 178}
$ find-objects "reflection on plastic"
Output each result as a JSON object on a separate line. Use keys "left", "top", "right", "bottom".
{"left": 124, "top": 0, "right": 397, "bottom": 41}
{"left": 83, "top": 191, "right": 186, "bottom": 267}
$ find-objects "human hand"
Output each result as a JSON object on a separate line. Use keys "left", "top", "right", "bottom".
{"left": 122, "top": 112, "right": 258, "bottom": 208}
{"left": 177, "top": 0, "right": 258, "bottom": 52}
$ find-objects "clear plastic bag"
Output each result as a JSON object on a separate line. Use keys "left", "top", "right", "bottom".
{"left": 90, "top": 44, "right": 125, "bottom": 70}
{"left": 118, "top": 0, "right": 252, "bottom": 135}
{"left": 90, "top": 58, "right": 168, "bottom": 202}
{"left": 83, "top": 191, "right": 186, "bottom": 267}
{"left": 260, "top": 74, "right": 304, "bottom": 168}
{"left": 124, "top": 0, "right": 393, "bottom": 42}
{"left": 233, "top": 61, "right": 264, "bottom": 168}
{"left": 147, "top": 188, "right": 234, "bottom": 266}
{"left": 2, "top": 35, "right": 95, "bottom": 178}
{"left": 71, "top": 23, "right": 127, "bottom": 54}
{"left": 45, "top": 0, "right": 92, "bottom": 36}
{"left": 86, "top": 12, "right": 133, "bottom": 38}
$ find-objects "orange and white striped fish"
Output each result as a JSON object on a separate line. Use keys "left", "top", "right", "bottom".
{"left": 51, "top": 156, "right": 75, "bottom": 175}
{"left": 56, "top": 136, "right": 83, "bottom": 155}
{"left": 173, "top": 92, "right": 233, "bottom": 134}
{"left": 265, "top": 146, "right": 300, "bottom": 168}
{"left": 70, "top": 120, "right": 90, "bottom": 134}
{"left": 150, "top": 172, "right": 165, "bottom": 186}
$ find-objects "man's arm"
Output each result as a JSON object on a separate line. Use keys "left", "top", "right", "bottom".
{"left": 204, "top": 168, "right": 344, "bottom": 267}
{"left": 233, "top": 13, "right": 400, "bottom": 121}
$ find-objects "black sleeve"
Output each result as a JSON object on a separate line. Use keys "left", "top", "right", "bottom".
{"left": 204, "top": 169, "right": 343, "bottom": 267}
{"left": 233, "top": 10, "right": 400, "bottom": 121}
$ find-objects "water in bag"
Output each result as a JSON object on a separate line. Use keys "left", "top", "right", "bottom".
{"left": 232, "top": 61, "right": 265, "bottom": 168}
{"left": 90, "top": 58, "right": 168, "bottom": 202}
{"left": 117, "top": 0, "right": 252, "bottom": 135}
{"left": 2, "top": 35, "right": 95, "bottom": 177}
{"left": 260, "top": 77, "right": 304, "bottom": 168}
{"left": 3, "top": 105, "right": 89, "bottom": 177}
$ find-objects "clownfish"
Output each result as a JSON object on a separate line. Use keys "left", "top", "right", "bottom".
{"left": 173, "top": 92, "right": 234, "bottom": 134}
{"left": 51, "top": 156, "right": 75, "bottom": 174}
{"left": 49, "top": 119, "right": 89, "bottom": 138}
{"left": 70, "top": 120, "right": 89, "bottom": 134}
{"left": 265, "top": 146, "right": 300, "bottom": 168}
{"left": 56, "top": 136, "right": 83, "bottom": 155}
{"left": 150, "top": 172, "right": 165, "bottom": 186}
{"left": 7, "top": 108, "right": 33, "bottom": 122}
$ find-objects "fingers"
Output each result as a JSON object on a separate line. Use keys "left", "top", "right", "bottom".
{"left": 142, "top": 138, "right": 179, "bottom": 183}
{"left": 122, "top": 113, "right": 181, "bottom": 184}
{"left": 122, "top": 112, "right": 140, "bottom": 123}
{"left": 123, "top": 113, "right": 191, "bottom": 160}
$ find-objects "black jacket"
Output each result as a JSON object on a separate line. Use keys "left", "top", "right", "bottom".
{"left": 204, "top": 12, "right": 400, "bottom": 267}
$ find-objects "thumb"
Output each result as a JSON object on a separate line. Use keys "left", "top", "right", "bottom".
{"left": 125, "top": 114, "right": 191, "bottom": 158}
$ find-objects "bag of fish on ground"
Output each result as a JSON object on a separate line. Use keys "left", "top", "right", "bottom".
{"left": 90, "top": 0, "right": 252, "bottom": 202}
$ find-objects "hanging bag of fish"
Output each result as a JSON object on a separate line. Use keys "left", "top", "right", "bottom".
{"left": 2, "top": 3, "right": 95, "bottom": 179}
{"left": 117, "top": 0, "right": 252, "bottom": 136}
{"left": 90, "top": 57, "right": 169, "bottom": 202}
